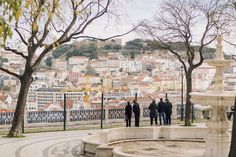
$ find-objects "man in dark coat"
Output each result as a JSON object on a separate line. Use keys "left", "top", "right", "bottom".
{"left": 148, "top": 99, "right": 158, "bottom": 125}
{"left": 132, "top": 100, "right": 140, "bottom": 127}
{"left": 165, "top": 99, "right": 173, "bottom": 125}
{"left": 125, "top": 101, "right": 132, "bottom": 127}
{"left": 158, "top": 98, "right": 166, "bottom": 125}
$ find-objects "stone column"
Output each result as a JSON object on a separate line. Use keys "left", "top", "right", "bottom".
{"left": 194, "top": 110, "right": 203, "bottom": 120}
{"left": 66, "top": 110, "right": 70, "bottom": 124}
{"left": 104, "top": 108, "right": 109, "bottom": 124}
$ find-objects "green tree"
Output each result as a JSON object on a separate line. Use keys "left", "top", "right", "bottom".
{"left": 113, "top": 44, "right": 122, "bottom": 50}
{"left": 52, "top": 44, "right": 72, "bottom": 58}
{"left": 0, "top": 0, "right": 135, "bottom": 137}
{"left": 65, "top": 43, "right": 97, "bottom": 59}
{"left": 45, "top": 56, "right": 53, "bottom": 67}
{"left": 124, "top": 39, "right": 143, "bottom": 50}
{"left": 0, "top": 56, "right": 8, "bottom": 67}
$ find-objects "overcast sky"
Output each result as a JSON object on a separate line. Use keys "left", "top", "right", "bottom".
{"left": 83, "top": 0, "right": 160, "bottom": 44}
{"left": 81, "top": 0, "right": 235, "bottom": 54}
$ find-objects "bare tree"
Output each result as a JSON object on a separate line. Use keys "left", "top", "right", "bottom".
{"left": 0, "top": 0, "right": 137, "bottom": 137}
{"left": 139, "top": 0, "right": 225, "bottom": 126}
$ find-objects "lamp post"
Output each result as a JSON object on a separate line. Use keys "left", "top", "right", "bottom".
{"left": 63, "top": 93, "right": 67, "bottom": 131}
{"left": 100, "top": 78, "right": 104, "bottom": 129}
{"left": 180, "top": 66, "right": 184, "bottom": 121}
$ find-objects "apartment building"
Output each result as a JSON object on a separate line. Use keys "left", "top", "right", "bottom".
{"left": 27, "top": 88, "right": 84, "bottom": 109}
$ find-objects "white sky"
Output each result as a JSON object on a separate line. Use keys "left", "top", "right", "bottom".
{"left": 82, "top": 0, "right": 160, "bottom": 44}
{"left": 80, "top": 0, "right": 235, "bottom": 55}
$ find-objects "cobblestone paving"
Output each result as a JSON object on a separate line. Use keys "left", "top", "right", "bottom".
{"left": 0, "top": 130, "right": 94, "bottom": 157}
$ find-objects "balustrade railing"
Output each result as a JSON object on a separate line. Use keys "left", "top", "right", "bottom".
{"left": 28, "top": 111, "right": 64, "bottom": 123}
{"left": 0, "top": 112, "right": 14, "bottom": 125}
{"left": 0, "top": 106, "right": 190, "bottom": 125}
{"left": 70, "top": 109, "right": 103, "bottom": 121}
{"left": 143, "top": 107, "right": 150, "bottom": 118}
{"left": 108, "top": 108, "right": 125, "bottom": 119}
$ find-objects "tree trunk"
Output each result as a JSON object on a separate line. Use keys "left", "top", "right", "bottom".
{"left": 185, "top": 72, "right": 192, "bottom": 126}
{"left": 228, "top": 96, "right": 236, "bottom": 157}
{"left": 7, "top": 75, "right": 32, "bottom": 137}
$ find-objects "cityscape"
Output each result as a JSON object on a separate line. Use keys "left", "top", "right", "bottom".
{"left": 1, "top": 0, "right": 236, "bottom": 157}
{"left": 1, "top": 38, "right": 235, "bottom": 112}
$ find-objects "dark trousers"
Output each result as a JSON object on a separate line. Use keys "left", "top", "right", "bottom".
{"left": 134, "top": 115, "right": 140, "bottom": 127}
{"left": 150, "top": 117, "right": 158, "bottom": 125}
{"left": 126, "top": 117, "right": 131, "bottom": 127}
{"left": 166, "top": 113, "right": 172, "bottom": 125}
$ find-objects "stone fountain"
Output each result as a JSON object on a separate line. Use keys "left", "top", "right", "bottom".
{"left": 190, "top": 35, "right": 235, "bottom": 157}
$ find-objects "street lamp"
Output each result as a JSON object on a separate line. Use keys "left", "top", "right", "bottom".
{"left": 180, "top": 66, "right": 184, "bottom": 121}
{"left": 100, "top": 78, "right": 104, "bottom": 129}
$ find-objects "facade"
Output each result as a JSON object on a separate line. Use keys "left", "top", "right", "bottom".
{"left": 120, "top": 60, "right": 142, "bottom": 72}
{"left": 52, "top": 59, "right": 68, "bottom": 70}
{"left": 27, "top": 88, "right": 84, "bottom": 109}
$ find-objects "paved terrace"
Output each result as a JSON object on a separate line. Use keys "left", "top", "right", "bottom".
{"left": 0, "top": 130, "right": 95, "bottom": 157}
{"left": 0, "top": 123, "right": 209, "bottom": 157}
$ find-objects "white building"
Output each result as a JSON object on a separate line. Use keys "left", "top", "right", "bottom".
{"left": 120, "top": 60, "right": 142, "bottom": 72}
{"left": 26, "top": 101, "right": 38, "bottom": 111}
{"left": 52, "top": 59, "right": 68, "bottom": 70}
{"left": 27, "top": 88, "right": 84, "bottom": 109}
{"left": 68, "top": 56, "right": 89, "bottom": 65}
{"left": 3, "top": 77, "right": 18, "bottom": 87}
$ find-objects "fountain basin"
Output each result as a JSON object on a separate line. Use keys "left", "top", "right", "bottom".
{"left": 190, "top": 92, "right": 235, "bottom": 107}
{"left": 112, "top": 140, "right": 205, "bottom": 157}
{"left": 80, "top": 125, "right": 208, "bottom": 157}
{"left": 206, "top": 59, "right": 233, "bottom": 67}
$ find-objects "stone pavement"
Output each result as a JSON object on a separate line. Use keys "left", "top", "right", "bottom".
{"left": 0, "top": 130, "right": 95, "bottom": 157}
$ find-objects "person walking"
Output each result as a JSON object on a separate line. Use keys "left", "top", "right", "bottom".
{"left": 165, "top": 99, "right": 173, "bottom": 125}
{"left": 148, "top": 99, "right": 158, "bottom": 126}
{"left": 132, "top": 100, "right": 140, "bottom": 127}
{"left": 125, "top": 101, "right": 132, "bottom": 127}
{"left": 158, "top": 98, "right": 166, "bottom": 125}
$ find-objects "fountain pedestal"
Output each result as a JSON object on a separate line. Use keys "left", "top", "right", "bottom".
{"left": 205, "top": 105, "right": 230, "bottom": 157}
{"left": 190, "top": 35, "right": 235, "bottom": 157}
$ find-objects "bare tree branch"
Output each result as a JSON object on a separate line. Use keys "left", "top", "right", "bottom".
{"left": 35, "top": 0, "right": 58, "bottom": 48}
{"left": 3, "top": 47, "right": 27, "bottom": 59}
{"left": 0, "top": 67, "right": 20, "bottom": 79}
{"left": 14, "top": 26, "right": 28, "bottom": 46}
{"left": 69, "top": 0, "right": 111, "bottom": 38}
{"left": 224, "top": 39, "right": 236, "bottom": 46}
{"left": 72, "top": 25, "right": 140, "bottom": 40}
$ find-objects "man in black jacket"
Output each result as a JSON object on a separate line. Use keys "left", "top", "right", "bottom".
{"left": 125, "top": 101, "right": 132, "bottom": 127}
{"left": 133, "top": 100, "right": 140, "bottom": 127}
{"left": 165, "top": 99, "right": 173, "bottom": 125}
{"left": 148, "top": 99, "right": 158, "bottom": 125}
